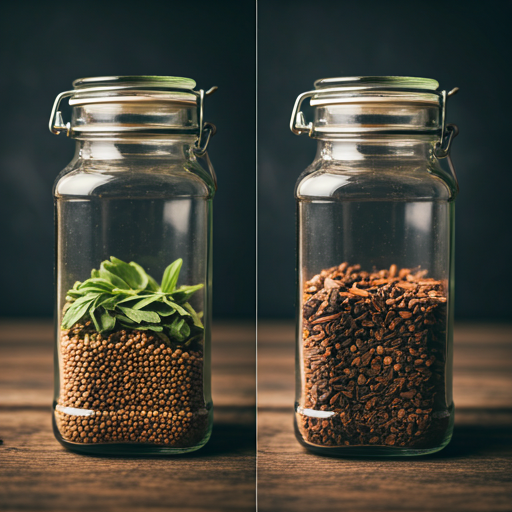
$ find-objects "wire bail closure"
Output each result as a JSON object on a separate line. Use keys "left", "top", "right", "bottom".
{"left": 434, "top": 87, "right": 459, "bottom": 158}
{"left": 49, "top": 84, "right": 218, "bottom": 155}
{"left": 290, "top": 81, "right": 460, "bottom": 194}
{"left": 290, "top": 85, "right": 460, "bottom": 152}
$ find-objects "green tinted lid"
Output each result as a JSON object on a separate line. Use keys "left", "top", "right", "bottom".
{"left": 73, "top": 75, "right": 197, "bottom": 90}
{"left": 314, "top": 76, "right": 439, "bottom": 91}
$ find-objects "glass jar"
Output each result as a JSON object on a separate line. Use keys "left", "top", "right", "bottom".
{"left": 291, "top": 76, "right": 459, "bottom": 456}
{"left": 50, "top": 76, "right": 216, "bottom": 454}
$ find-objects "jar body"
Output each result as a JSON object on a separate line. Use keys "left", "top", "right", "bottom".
{"left": 295, "top": 139, "right": 455, "bottom": 456}
{"left": 53, "top": 139, "right": 214, "bottom": 454}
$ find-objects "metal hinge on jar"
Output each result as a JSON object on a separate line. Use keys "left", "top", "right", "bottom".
{"left": 290, "top": 79, "right": 460, "bottom": 192}
{"left": 48, "top": 84, "right": 218, "bottom": 157}
{"left": 290, "top": 82, "right": 459, "bottom": 148}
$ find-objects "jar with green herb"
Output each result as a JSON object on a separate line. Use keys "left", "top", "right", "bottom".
{"left": 50, "top": 76, "right": 216, "bottom": 454}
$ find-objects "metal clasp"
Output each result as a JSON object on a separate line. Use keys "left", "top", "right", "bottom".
{"left": 192, "top": 122, "right": 217, "bottom": 157}
{"left": 434, "top": 88, "right": 460, "bottom": 193}
{"left": 434, "top": 122, "right": 460, "bottom": 194}
{"left": 290, "top": 89, "right": 316, "bottom": 135}
{"left": 193, "top": 86, "right": 218, "bottom": 155}
{"left": 191, "top": 87, "right": 218, "bottom": 190}
{"left": 291, "top": 86, "right": 370, "bottom": 135}
{"left": 49, "top": 90, "right": 75, "bottom": 136}
{"left": 435, "top": 123, "right": 459, "bottom": 158}
{"left": 49, "top": 85, "right": 218, "bottom": 151}
{"left": 291, "top": 85, "right": 461, "bottom": 142}
{"left": 437, "top": 87, "right": 459, "bottom": 149}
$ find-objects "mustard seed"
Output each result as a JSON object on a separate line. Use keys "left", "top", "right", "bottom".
{"left": 55, "top": 325, "right": 207, "bottom": 448}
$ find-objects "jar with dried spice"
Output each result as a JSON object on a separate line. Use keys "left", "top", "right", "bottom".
{"left": 50, "top": 76, "right": 217, "bottom": 454}
{"left": 290, "top": 77, "right": 459, "bottom": 456}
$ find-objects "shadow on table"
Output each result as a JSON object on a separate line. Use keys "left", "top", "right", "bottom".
{"left": 433, "top": 415, "right": 512, "bottom": 459}
{"left": 199, "top": 419, "right": 256, "bottom": 457}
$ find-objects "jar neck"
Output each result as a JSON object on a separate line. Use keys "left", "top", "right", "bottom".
{"left": 74, "top": 135, "right": 197, "bottom": 161}
{"left": 314, "top": 136, "right": 437, "bottom": 163}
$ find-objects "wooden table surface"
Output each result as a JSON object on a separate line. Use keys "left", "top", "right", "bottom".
{"left": 3, "top": 321, "right": 512, "bottom": 511}
{"left": 258, "top": 322, "right": 512, "bottom": 512}
{"left": 0, "top": 321, "right": 256, "bottom": 512}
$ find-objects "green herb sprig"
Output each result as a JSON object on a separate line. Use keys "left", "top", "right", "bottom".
{"left": 62, "top": 257, "right": 204, "bottom": 346}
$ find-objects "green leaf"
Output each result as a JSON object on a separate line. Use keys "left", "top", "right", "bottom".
{"left": 111, "top": 288, "right": 138, "bottom": 295}
{"left": 181, "top": 321, "right": 191, "bottom": 338}
{"left": 103, "top": 257, "right": 147, "bottom": 290}
{"left": 165, "top": 317, "right": 191, "bottom": 342}
{"left": 129, "top": 295, "right": 163, "bottom": 310}
{"left": 185, "top": 334, "right": 204, "bottom": 346}
{"left": 90, "top": 308, "right": 101, "bottom": 332}
{"left": 90, "top": 292, "right": 110, "bottom": 311}
{"left": 136, "top": 324, "right": 164, "bottom": 332}
{"left": 66, "top": 289, "right": 84, "bottom": 300}
{"left": 100, "top": 310, "right": 116, "bottom": 331}
{"left": 170, "top": 283, "right": 204, "bottom": 304}
{"left": 163, "top": 297, "right": 190, "bottom": 317}
{"left": 78, "top": 278, "right": 115, "bottom": 292}
{"left": 167, "top": 317, "right": 186, "bottom": 341}
{"left": 118, "top": 306, "right": 160, "bottom": 324}
{"left": 77, "top": 286, "right": 114, "bottom": 294}
{"left": 62, "top": 256, "right": 203, "bottom": 343}
{"left": 161, "top": 259, "right": 182, "bottom": 293}
{"left": 118, "top": 321, "right": 136, "bottom": 329}
{"left": 145, "top": 273, "right": 160, "bottom": 292}
{"left": 156, "top": 332, "right": 171, "bottom": 344}
{"left": 100, "top": 294, "right": 130, "bottom": 310}
{"left": 150, "top": 301, "right": 175, "bottom": 317}
{"left": 183, "top": 302, "right": 204, "bottom": 329}
{"left": 115, "top": 314, "right": 137, "bottom": 326}
{"left": 62, "top": 295, "right": 97, "bottom": 329}
{"left": 89, "top": 293, "right": 110, "bottom": 331}
{"left": 116, "top": 294, "right": 153, "bottom": 305}
{"left": 99, "top": 264, "right": 131, "bottom": 290}
{"left": 128, "top": 261, "right": 150, "bottom": 290}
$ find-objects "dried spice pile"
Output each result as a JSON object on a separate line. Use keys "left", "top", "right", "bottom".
{"left": 298, "top": 262, "right": 448, "bottom": 449}
{"left": 55, "top": 322, "right": 208, "bottom": 447}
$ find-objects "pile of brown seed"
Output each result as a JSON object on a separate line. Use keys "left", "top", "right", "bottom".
{"left": 297, "top": 262, "right": 448, "bottom": 449}
{"left": 54, "top": 323, "right": 208, "bottom": 447}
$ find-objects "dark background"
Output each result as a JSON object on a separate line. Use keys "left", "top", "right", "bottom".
{"left": 258, "top": 0, "right": 512, "bottom": 321}
{"left": 0, "top": 1, "right": 256, "bottom": 319}
{"left": 1, "top": 1, "right": 511, "bottom": 322}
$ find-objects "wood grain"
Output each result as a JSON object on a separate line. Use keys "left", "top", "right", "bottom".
{"left": 0, "top": 321, "right": 256, "bottom": 512}
{"left": 257, "top": 322, "right": 512, "bottom": 512}
{"left": 3, "top": 320, "right": 511, "bottom": 511}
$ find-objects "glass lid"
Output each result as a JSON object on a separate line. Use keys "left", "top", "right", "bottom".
{"left": 68, "top": 75, "right": 199, "bottom": 107}
{"left": 314, "top": 76, "right": 439, "bottom": 91}
{"left": 72, "top": 75, "right": 197, "bottom": 90}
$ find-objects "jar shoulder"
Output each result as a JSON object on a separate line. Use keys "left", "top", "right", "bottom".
{"left": 295, "top": 159, "right": 455, "bottom": 202}
{"left": 54, "top": 158, "right": 215, "bottom": 199}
